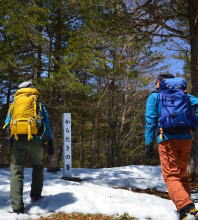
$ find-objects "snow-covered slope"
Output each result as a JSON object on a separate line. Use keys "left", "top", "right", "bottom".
{"left": 0, "top": 165, "right": 196, "bottom": 220}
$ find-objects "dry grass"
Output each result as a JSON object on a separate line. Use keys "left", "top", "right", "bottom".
{"left": 35, "top": 213, "right": 138, "bottom": 220}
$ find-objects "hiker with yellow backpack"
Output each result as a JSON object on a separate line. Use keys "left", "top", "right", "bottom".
{"left": 4, "top": 80, "right": 54, "bottom": 214}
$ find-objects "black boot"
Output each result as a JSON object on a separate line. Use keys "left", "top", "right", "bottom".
{"left": 30, "top": 194, "right": 43, "bottom": 202}
{"left": 13, "top": 207, "right": 24, "bottom": 214}
{"left": 179, "top": 203, "right": 198, "bottom": 220}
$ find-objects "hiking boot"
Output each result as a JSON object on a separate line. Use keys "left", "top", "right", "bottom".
{"left": 30, "top": 195, "right": 43, "bottom": 202}
{"left": 13, "top": 207, "right": 24, "bottom": 214}
{"left": 180, "top": 203, "right": 198, "bottom": 220}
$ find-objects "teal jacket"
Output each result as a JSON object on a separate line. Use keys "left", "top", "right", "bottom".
{"left": 5, "top": 104, "right": 53, "bottom": 141}
{"left": 145, "top": 91, "right": 198, "bottom": 145}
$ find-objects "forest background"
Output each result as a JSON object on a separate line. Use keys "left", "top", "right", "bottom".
{"left": 0, "top": 0, "right": 198, "bottom": 174}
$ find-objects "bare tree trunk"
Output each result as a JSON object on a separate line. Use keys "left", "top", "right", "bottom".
{"left": 48, "top": 1, "right": 64, "bottom": 171}
{"left": 90, "top": 119, "right": 97, "bottom": 167}
{"left": 107, "top": 80, "right": 119, "bottom": 167}
{"left": 36, "top": 45, "right": 42, "bottom": 78}
{"left": 48, "top": 86, "right": 60, "bottom": 172}
{"left": 188, "top": 0, "right": 198, "bottom": 179}
{"left": 79, "top": 119, "right": 84, "bottom": 167}
{"left": 48, "top": 117, "right": 59, "bottom": 171}
{"left": 0, "top": 83, "right": 12, "bottom": 165}
{"left": 48, "top": 34, "right": 53, "bottom": 78}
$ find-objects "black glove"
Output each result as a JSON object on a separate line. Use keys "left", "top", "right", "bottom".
{"left": 145, "top": 142, "right": 154, "bottom": 159}
{"left": 46, "top": 139, "right": 54, "bottom": 156}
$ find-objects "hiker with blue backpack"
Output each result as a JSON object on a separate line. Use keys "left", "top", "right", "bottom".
{"left": 145, "top": 74, "right": 198, "bottom": 220}
{"left": 4, "top": 80, "right": 54, "bottom": 214}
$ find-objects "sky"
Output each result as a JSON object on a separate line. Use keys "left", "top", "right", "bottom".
{"left": 152, "top": 37, "right": 189, "bottom": 77}
{"left": 0, "top": 165, "right": 198, "bottom": 220}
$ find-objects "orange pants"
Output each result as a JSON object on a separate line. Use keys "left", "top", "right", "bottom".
{"left": 158, "top": 139, "right": 193, "bottom": 211}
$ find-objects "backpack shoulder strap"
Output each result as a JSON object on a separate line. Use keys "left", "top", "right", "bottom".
{"left": 3, "top": 103, "right": 14, "bottom": 129}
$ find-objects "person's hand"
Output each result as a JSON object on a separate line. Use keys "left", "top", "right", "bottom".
{"left": 46, "top": 139, "right": 54, "bottom": 156}
{"left": 145, "top": 142, "right": 154, "bottom": 159}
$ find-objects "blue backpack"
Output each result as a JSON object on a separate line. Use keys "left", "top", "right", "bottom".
{"left": 158, "top": 77, "right": 197, "bottom": 134}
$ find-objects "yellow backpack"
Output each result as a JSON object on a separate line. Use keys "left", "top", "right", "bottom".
{"left": 8, "top": 88, "right": 42, "bottom": 140}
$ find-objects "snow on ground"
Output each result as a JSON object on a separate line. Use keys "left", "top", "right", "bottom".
{"left": 71, "top": 165, "right": 166, "bottom": 191}
{"left": 0, "top": 165, "right": 197, "bottom": 220}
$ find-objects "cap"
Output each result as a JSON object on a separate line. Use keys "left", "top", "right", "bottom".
{"left": 157, "top": 74, "right": 175, "bottom": 81}
{"left": 18, "top": 80, "right": 33, "bottom": 88}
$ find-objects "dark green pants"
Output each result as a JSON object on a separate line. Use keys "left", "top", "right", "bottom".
{"left": 10, "top": 138, "right": 44, "bottom": 210}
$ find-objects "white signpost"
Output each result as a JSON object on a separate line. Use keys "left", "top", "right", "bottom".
{"left": 62, "top": 113, "right": 72, "bottom": 177}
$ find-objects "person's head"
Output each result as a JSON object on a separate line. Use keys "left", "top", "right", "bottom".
{"left": 18, "top": 80, "right": 33, "bottom": 89}
{"left": 155, "top": 74, "right": 175, "bottom": 88}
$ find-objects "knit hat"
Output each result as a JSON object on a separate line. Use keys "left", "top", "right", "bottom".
{"left": 18, "top": 80, "right": 33, "bottom": 88}
{"left": 157, "top": 74, "right": 175, "bottom": 81}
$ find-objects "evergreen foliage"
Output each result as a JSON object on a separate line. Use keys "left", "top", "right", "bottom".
{"left": 1, "top": 0, "right": 195, "bottom": 169}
